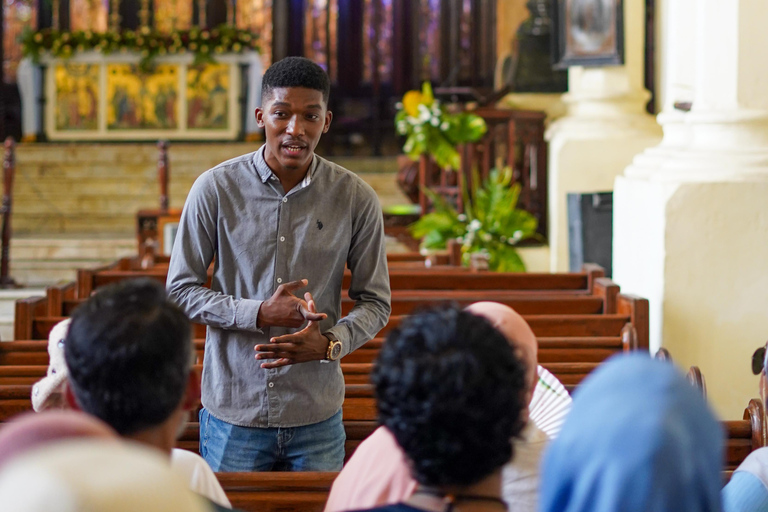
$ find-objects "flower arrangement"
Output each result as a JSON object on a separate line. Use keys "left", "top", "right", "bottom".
{"left": 395, "top": 82, "right": 487, "bottom": 170}
{"left": 21, "top": 25, "right": 259, "bottom": 72}
{"left": 409, "top": 166, "right": 539, "bottom": 272}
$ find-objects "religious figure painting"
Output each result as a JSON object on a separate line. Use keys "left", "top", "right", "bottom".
{"left": 187, "top": 64, "right": 230, "bottom": 130}
{"left": 106, "top": 64, "right": 179, "bottom": 130}
{"left": 551, "top": 0, "right": 624, "bottom": 68}
{"left": 54, "top": 64, "right": 99, "bottom": 131}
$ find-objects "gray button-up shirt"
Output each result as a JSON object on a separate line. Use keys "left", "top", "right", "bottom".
{"left": 166, "top": 146, "right": 391, "bottom": 427}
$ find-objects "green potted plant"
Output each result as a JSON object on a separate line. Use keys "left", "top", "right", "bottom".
{"left": 395, "top": 82, "right": 487, "bottom": 170}
{"left": 409, "top": 166, "right": 539, "bottom": 272}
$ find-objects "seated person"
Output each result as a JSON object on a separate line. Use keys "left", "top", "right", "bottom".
{"left": 0, "top": 439, "right": 215, "bottom": 512}
{"left": 721, "top": 342, "right": 768, "bottom": 511}
{"left": 31, "top": 278, "right": 231, "bottom": 509}
{"left": 325, "top": 302, "right": 559, "bottom": 512}
{"left": 0, "top": 410, "right": 116, "bottom": 469}
{"left": 539, "top": 353, "right": 723, "bottom": 512}
{"left": 347, "top": 306, "right": 529, "bottom": 512}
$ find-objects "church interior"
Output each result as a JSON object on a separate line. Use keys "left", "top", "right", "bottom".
{"left": 1, "top": 0, "right": 768, "bottom": 509}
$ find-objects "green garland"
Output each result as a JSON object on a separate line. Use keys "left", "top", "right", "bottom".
{"left": 21, "top": 24, "right": 259, "bottom": 72}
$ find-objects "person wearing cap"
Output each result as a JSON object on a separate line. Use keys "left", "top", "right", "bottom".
{"left": 31, "top": 278, "right": 231, "bottom": 509}
{"left": 325, "top": 302, "right": 563, "bottom": 512}
{"left": 721, "top": 342, "right": 768, "bottom": 511}
{"left": 31, "top": 318, "right": 71, "bottom": 412}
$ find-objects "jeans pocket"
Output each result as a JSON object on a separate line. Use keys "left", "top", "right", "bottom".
{"left": 199, "top": 408, "right": 210, "bottom": 456}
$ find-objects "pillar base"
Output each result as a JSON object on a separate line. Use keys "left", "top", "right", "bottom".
{"left": 545, "top": 105, "right": 661, "bottom": 272}
{"left": 614, "top": 175, "right": 768, "bottom": 418}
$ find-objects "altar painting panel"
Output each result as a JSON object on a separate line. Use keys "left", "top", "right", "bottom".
{"left": 70, "top": 0, "right": 108, "bottom": 32}
{"left": 106, "top": 64, "right": 179, "bottom": 130}
{"left": 54, "top": 63, "right": 99, "bottom": 131}
{"left": 187, "top": 64, "right": 229, "bottom": 130}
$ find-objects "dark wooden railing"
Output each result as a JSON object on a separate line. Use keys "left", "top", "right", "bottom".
{"left": 1, "top": 138, "right": 18, "bottom": 288}
{"left": 418, "top": 107, "right": 548, "bottom": 239}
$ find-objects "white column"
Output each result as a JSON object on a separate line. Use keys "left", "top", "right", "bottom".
{"left": 545, "top": 0, "right": 661, "bottom": 272}
{"left": 614, "top": 0, "right": 768, "bottom": 419}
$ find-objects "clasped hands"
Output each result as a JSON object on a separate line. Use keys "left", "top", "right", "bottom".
{"left": 254, "top": 279, "right": 330, "bottom": 369}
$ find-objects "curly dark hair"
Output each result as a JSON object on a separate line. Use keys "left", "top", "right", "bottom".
{"left": 65, "top": 278, "right": 193, "bottom": 436}
{"left": 262, "top": 56, "right": 331, "bottom": 104}
{"left": 372, "top": 307, "right": 528, "bottom": 487}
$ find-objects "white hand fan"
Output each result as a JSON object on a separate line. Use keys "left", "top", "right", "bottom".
{"left": 528, "top": 365, "right": 572, "bottom": 439}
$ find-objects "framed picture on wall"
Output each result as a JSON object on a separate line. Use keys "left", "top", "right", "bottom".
{"left": 551, "top": 0, "right": 624, "bottom": 68}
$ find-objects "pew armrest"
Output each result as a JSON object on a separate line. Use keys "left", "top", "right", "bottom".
{"left": 593, "top": 277, "right": 619, "bottom": 314}
{"left": 617, "top": 294, "right": 649, "bottom": 351}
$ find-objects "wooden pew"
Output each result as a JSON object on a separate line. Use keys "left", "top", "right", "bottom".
{"left": 76, "top": 263, "right": 606, "bottom": 298}
{"left": 725, "top": 399, "right": 765, "bottom": 471}
{"left": 0, "top": 357, "right": 601, "bottom": 391}
{"left": 22, "top": 305, "right": 646, "bottom": 344}
{"left": 216, "top": 471, "right": 336, "bottom": 512}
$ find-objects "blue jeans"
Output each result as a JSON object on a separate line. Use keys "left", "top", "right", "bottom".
{"left": 199, "top": 408, "right": 346, "bottom": 471}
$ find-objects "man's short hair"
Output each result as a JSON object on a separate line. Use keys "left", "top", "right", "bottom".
{"left": 372, "top": 307, "right": 527, "bottom": 488}
{"left": 261, "top": 56, "right": 331, "bottom": 104}
{"left": 64, "top": 278, "right": 193, "bottom": 436}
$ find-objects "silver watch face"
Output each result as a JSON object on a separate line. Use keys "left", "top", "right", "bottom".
{"left": 330, "top": 341, "right": 342, "bottom": 360}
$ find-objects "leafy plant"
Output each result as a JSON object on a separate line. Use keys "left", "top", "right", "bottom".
{"left": 409, "top": 166, "right": 539, "bottom": 272}
{"left": 395, "top": 82, "right": 487, "bottom": 170}
{"left": 21, "top": 25, "right": 259, "bottom": 72}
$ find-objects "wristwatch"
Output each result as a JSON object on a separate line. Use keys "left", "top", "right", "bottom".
{"left": 323, "top": 333, "right": 343, "bottom": 362}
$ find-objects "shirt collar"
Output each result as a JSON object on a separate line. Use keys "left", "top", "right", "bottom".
{"left": 254, "top": 145, "right": 318, "bottom": 188}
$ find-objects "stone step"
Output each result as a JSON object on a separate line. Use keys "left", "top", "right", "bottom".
{"left": 8, "top": 236, "right": 136, "bottom": 287}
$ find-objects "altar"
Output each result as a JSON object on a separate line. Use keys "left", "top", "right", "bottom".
{"left": 32, "top": 50, "right": 262, "bottom": 141}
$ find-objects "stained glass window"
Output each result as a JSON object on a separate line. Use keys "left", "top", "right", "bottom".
{"left": 236, "top": 0, "right": 272, "bottom": 67}
{"left": 459, "top": 0, "right": 472, "bottom": 82}
{"left": 418, "top": 0, "right": 440, "bottom": 81}
{"left": 362, "top": 0, "right": 393, "bottom": 84}
{"left": 303, "top": 0, "right": 337, "bottom": 82}
{"left": 3, "top": 0, "right": 37, "bottom": 83}
{"left": 70, "top": 0, "right": 108, "bottom": 32}
{"left": 154, "top": 0, "right": 193, "bottom": 33}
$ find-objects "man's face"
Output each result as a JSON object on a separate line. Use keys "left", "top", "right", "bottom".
{"left": 255, "top": 87, "right": 332, "bottom": 176}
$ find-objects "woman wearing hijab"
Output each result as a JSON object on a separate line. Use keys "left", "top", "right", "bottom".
{"left": 539, "top": 353, "right": 724, "bottom": 512}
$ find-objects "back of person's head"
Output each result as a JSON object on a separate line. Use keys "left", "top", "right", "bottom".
{"left": 64, "top": 278, "right": 193, "bottom": 436}
{"left": 0, "top": 411, "right": 116, "bottom": 470}
{"left": 372, "top": 307, "right": 528, "bottom": 488}
{"left": 464, "top": 302, "right": 538, "bottom": 393}
{"left": 262, "top": 56, "right": 331, "bottom": 104}
{"left": 540, "top": 353, "right": 723, "bottom": 512}
{"left": 0, "top": 439, "right": 211, "bottom": 512}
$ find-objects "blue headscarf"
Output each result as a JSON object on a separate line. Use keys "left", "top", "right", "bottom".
{"left": 539, "top": 353, "right": 723, "bottom": 512}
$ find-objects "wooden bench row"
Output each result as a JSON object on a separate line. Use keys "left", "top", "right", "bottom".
{"left": 73, "top": 256, "right": 608, "bottom": 298}
{"left": 0, "top": 331, "right": 637, "bottom": 367}
{"left": 17, "top": 308, "right": 648, "bottom": 351}
{"left": 16, "top": 263, "right": 628, "bottom": 337}
{"left": 0, "top": 361, "right": 601, "bottom": 392}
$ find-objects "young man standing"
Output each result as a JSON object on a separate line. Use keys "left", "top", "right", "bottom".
{"left": 167, "top": 57, "right": 391, "bottom": 472}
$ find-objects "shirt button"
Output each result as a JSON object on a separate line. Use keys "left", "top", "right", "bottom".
{"left": 282, "top": 197, "right": 288, "bottom": 203}
{"left": 277, "top": 278, "right": 282, "bottom": 283}
{"left": 268, "top": 382, "right": 275, "bottom": 388}
{"left": 280, "top": 236, "right": 285, "bottom": 242}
